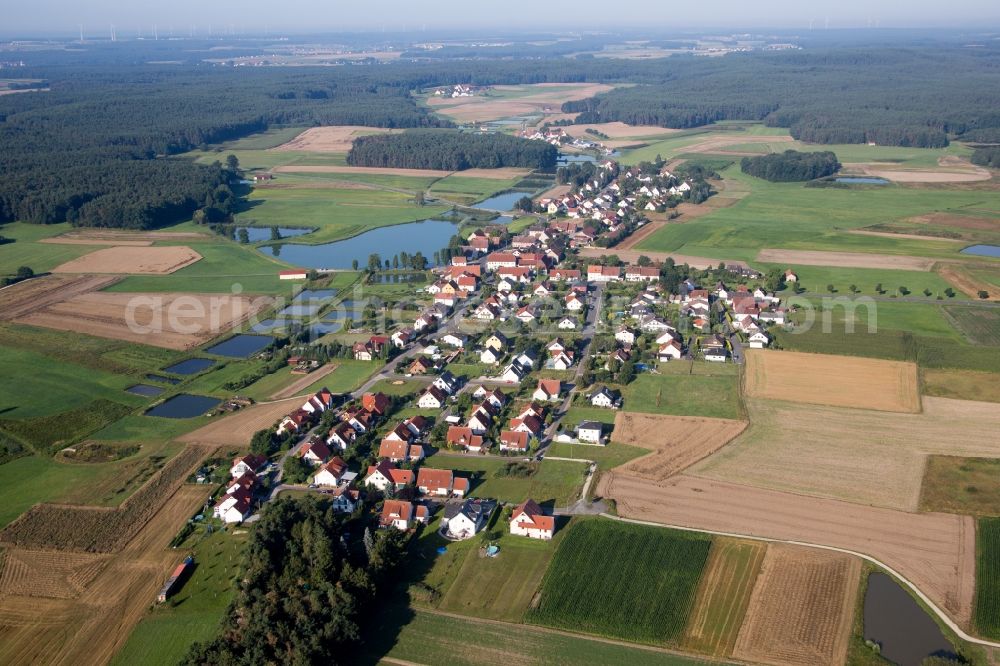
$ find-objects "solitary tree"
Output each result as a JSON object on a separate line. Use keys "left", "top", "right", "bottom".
{"left": 826, "top": 284, "right": 835, "bottom": 293}
{"left": 945, "top": 287, "right": 955, "bottom": 298}
{"left": 875, "top": 282, "right": 884, "bottom": 294}
{"left": 979, "top": 290, "right": 990, "bottom": 299}
{"left": 15, "top": 266, "right": 34, "bottom": 280}
{"left": 237, "top": 228, "right": 250, "bottom": 244}
{"left": 898, "top": 286, "right": 909, "bottom": 296}
{"left": 352, "top": 259, "right": 359, "bottom": 271}
{"left": 270, "top": 226, "right": 282, "bottom": 241}
{"left": 225, "top": 154, "right": 239, "bottom": 172}
{"left": 849, "top": 284, "right": 858, "bottom": 294}
{"left": 923, "top": 288, "right": 932, "bottom": 297}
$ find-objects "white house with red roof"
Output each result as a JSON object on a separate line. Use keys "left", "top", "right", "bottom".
{"left": 510, "top": 499, "right": 555, "bottom": 540}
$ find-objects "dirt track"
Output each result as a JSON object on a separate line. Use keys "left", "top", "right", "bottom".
{"left": 743, "top": 349, "right": 920, "bottom": 413}
{"left": 611, "top": 412, "right": 747, "bottom": 482}
{"left": 51, "top": 246, "right": 202, "bottom": 275}
{"left": 937, "top": 264, "right": 1000, "bottom": 301}
{"left": 732, "top": 544, "right": 859, "bottom": 666}
{"left": 756, "top": 248, "right": 935, "bottom": 271}
{"left": 598, "top": 473, "right": 975, "bottom": 627}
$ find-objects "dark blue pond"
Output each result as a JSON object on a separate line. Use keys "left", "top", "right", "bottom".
{"left": 323, "top": 299, "right": 367, "bottom": 321}
{"left": 145, "top": 394, "right": 220, "bottom": 418}
{"left": 259, "top": 219, "right": 458, "bottom": 270}
{"left": 278, "top": 303, "right": 322, "bottom": 317}
{"left": 961, "top": 244, "right": 1000, "bottom": 258}
{"left": 293, "top": 289, "right": 338, "bottom": 301}
{"left": 863, "top": 572, "right": 956, "bottom": 666}
{"left": 835, "top": 177, "right": 890, "bottom": 185}
{"left": 237, "top": 226, "right": 314, "bottom": 242}
{"left": 145, "top": 374, "right": 181, "bottom": 385}
{"left": 474, "top": 191, "right": 530, "bottom": 212}
{"left": 125, "top": 384, "right": 165, "bottom": 397}
{"left": 205, "top": 334, "right": 274, "bottom": 358}
{"left": 250, "top": 318, "right": 288, "bottom": 333}
{"left": 163, "top": 358, "right": 216, "bottom": 375}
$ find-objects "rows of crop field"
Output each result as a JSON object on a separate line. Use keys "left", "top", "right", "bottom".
{"left": 527, "top": 518, "right": 711, "bottom": 645}
{"left": 975, "top": 518, "right": 1000, "bottom": 639}
{"left": 943, "top": 305, "right": 1000, "bottom": 346}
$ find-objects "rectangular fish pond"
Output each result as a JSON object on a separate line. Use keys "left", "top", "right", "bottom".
{"left": 162, "top": 358, "right": 216, "bottom": 375}
{"left": 145, "top": 394, "right": 221, "bottom": 418}
{"left": 205, "top": 334, "right": 275, "bottom": 358}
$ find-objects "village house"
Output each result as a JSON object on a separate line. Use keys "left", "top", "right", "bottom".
{"left": 615, "top": 327, "right": 637, "bottom": 346}
{"left": 324, "top": 421, "right": 356, "bottom": 448}
{"left": 533, "top": 379, "right": 562, "bottom": 402}
{"left": 299, "top": 438, "right": 332, "bottom": 466}
{"left": 748, "top": 330, "right": 771, "bottom": 349}
{"left": 658, "top": 339, "right": 684, "bottom": 361}
{"left": 509, "top": 499, "right": 555, "bottom": 540}
{"left": 625, "top": 266, "right": 660, "bottom": 282}
{"left": 378, "top": 439, "right": 425, "bottom": 463}
{"left": 214, "top": 487, "right": 254, "bottom": 524}
{"left": 784, "top": 268, "right": 798, "bottom": 282}
{"left": 590, "top": 387, "right": 621, "bottom": 408}
{"left": 380, "top": 500, "right": 429, "bottom": 531}
{"left": 433, "top": 371, "right": 460, "bottom": 395}
{"left": 417, "top": 385, "right": 449, "bottom": 410}
{"left": 447, "top": 426, "right": 485, "bottom": 451}
{"left": 300, "top": 388, "right": 335, "bottom": 415}
{"left": 408, "top": 356, "right": 434, "bottom": 375}
{"left": 391, "top": 328, "right": 414, "bottom": 349}
{"left": 230, "top": 454, "right": 266, "bottom": 479}
{"left": 578, "top": 421, "right": 604, "bottom": 444}
{"left": 314, "top": 456, "right": 349, "bottom": 486}
{"left": 417, "top": 468, "right": 470, "bottom": 497}
{"left": 587, "top": 265, "right": 622, "bottom": 283}
{"left": 329, "top": 486, "right": 360, "bottom": 514}
{"left": 557, "top": 317, "right": 578, "bottom": 330}
{"left": 364, "top": 460, "right": 414, "bottom": 492}
{"left": 565, "top": 293, "right": 585, "bottom": 312}
{"left": 441, "top": 498, "right": 498, "bottom": 540}
{"left": 499, "top": 429, "right": 530, "bottom": 452}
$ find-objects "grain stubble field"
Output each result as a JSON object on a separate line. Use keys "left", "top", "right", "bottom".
{"left": 52, "top": 246, "right": 202, "bottom": 275}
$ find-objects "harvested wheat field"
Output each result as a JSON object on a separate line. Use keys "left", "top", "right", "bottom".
{"left": 0, "top": 549, "right": 111, "bottom": 599}
{"left": 0, "top": 484, "right": 210, "bottom": 666}
{"left": 178, "top": 396, "right": 306, "bottom": 446}
{"left": 611, "top": 412, "right": 747, "bottom": 482}
{"left": 743, "top": 349, "right": 920, "bottom": 413}
{"left": 17, "top": 292, "right": 273, "bottom": 350}
{"left": 847, "top": 229, "right": 964, "bottom": 243}
{"left": 40, "top": 229, "right": 210, "bottom": 245}
{"left": 756, "top": 248, "right": 934, "bottom": 271}
{"left": 693, "top": 397, "right": 1000, "bottom": 511}
{"left": 0, "top": 274, "right": 119, "bottom": 321}
{"left": 272, "top": 125, "right": 402, "bottom": 152}
{"left": 683, "top": 538, "right": 766, "bottom": 658}
{"left": 597, "top": 474, "right": 975, "bottom": 627}
{"left": 565, "top": 122, "right": 682, "bottom": 139}
{"left": 270, "top": 364, "right": 339, "bottom": 400}
{"left": 732, "top": 544, "right": 860, "bottom": 666}
{"left": 51, "top": 246, "right": 202, "bottom": 275}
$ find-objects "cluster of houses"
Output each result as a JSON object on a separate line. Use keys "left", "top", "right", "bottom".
{"left": 432, "top": 83, "right": 484, "bottom": 98}
{"left": 276, "top": 388, "right": 337, "bottom": 436}
{"left": 442, "top": 385, "right": 549, "bottom": 454}
{"left": 213, "top": 454, "right": 267, "bottom": 524}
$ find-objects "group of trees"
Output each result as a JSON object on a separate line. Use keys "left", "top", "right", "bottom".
{"left": 740, "top": 150, "right": 841, "bottom": 182}
{"left": 347, "top": 129, "right": 558, "bottom": 171}
{"left": 182, "top": 497, "right": 408, "bottom": 665}
{"left": 972, "top": 146, "right": 1000, "bottom": 169}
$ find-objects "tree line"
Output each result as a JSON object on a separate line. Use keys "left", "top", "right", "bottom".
{"left": 740, "top": 150, "right": 841, "bottom": 182}
{"left": 346, "top": 129, "right": 557, "bottom": 171}
{"left": 971, "top": 146, "right": 1000, "bottom": 169}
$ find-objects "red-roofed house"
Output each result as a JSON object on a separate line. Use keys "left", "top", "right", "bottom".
{"left": 364, "top": 460, "right": 414, "bottom": 491}
{"left": 378, "top": 439, "right": 424, "bottom": 463}
{"left": 417, "top": 468, "right": 467, "bottom": 497}
{"left": 380, "top": 500, "right": 429, "bottom": 530}
{"left": 299, "top": 438, "right": 331, "bottom": 466}
{"left": 533, "top": 379, "right": 562, "bottom": 402}
{"left": 362, "top": 392, "right": 391, "bottom": 416}
{"left": 314, "top": 457, "right": 349, "bottom": 486}
{"left": 510, "top": 499, "right": 555, "bottom": 539}
{"left": 499, "top": 430, "right": 529, "bottom": 452}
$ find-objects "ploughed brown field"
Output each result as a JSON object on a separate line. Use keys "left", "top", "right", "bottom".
{"left": 743, "top": 349, "right": 920, "bottom": 413}
{"left": 755, "top": 248, "right": 935, "bottom": 271}
{"left": 51, "top": 246, "right": 202, "bottom": 274}
{"left": 16, "top": 292, "right": 274, "bottom": 351}
{"left": 0, "top": 274, "right": 120, "bottom": 321}
{"left": 732, "top": 544, "right": 860, "bottom": 666}
{"left": 597, "top": 474, "right": 975, "bottom": 627}
{"left": 611, "top": 412, "right": 747, "bottom": 482}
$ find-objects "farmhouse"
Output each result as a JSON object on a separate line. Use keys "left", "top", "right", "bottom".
{"left": 510, "top": 499, "right": 555, "bottom": 540}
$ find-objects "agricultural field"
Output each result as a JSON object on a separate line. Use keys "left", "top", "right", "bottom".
{"left": 110, "top": 529, "right": 248, "bottom": 666}
{"left": 423, "top": 82, "right": 615, "bottom": 124}
{"left": 362, "top": 606, "right": 711, "bottom": 666}
{"left": 773, "top": 264, "right": 958, "bottom": 297}
{"left": 597, "top": 474, "right": 975, "bottom": 627}
{"left": 546, "top": 441, "right": 650, "bottom": 469}
{"left": 943, "top": 305, "right": 1000, "bottom": 345}
{"left": 786, "top": 298, "right": 964, "bottom": 339}
{"left": 693, "top": 397, "right": 1000, "bottom": 511}
{"left": 424, "top": 454, "right": 586, "bottom": 506}
{"left": 732, "top": 544, "right": 860, "bottom": 666}
{"left": 920, "top": 457, "right": 1000, "bottom": 517}
{"left": 921, "top": 368, "right": 1000, "bottom": 403}
{"left": 975, "top": 518, "right": 1000, "bottom": 640}
{"left": 682, "top": 538, "right": 766, "bottom": 658}
{"left": 437, "top": 532, "right": 560, "bottom": 622}
{"left": 177, "top": 397, "right": 307, "bottom": 447}
{"left": 743, "top": 349, "right": 920, "bottom": 413}
{"left": 271, "top": 125, "right": 402, "bottom": 152}
{"left": 611, "top": 413, "right": 747, "bottom": 483}
{"left": 51, "top": 245, "right": 202, "bottom": 274}
{"left": 0, "top": 222, "right": 104, "bottom": 274}
{"left": 527, "top": 518, "right": 711, "bottom": 645}
{"left": 619, "top": 362, "right": 743, "bottom": 420}
{"left": 756, "top": 248, "right": 934, "bottom": 271}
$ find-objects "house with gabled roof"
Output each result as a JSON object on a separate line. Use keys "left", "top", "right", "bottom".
{"left": 533, "top": 379, "right": 562, "bottom": 402}
{"left": 314, "top": 456, "right": 349, "bottom": 486}
{"left": 299, "top": 438, "right": 332, "bottom": 466}
{"left": 510, "top": 499, "right": 555, "bottom": 539}
{"left": 364, "top": 460, "right": 414, "bottom": 492}
{"left": 417, "top": 385, "right": 448, "bottom": 410}
{"left": 380, "top": 500, "right": 429, "bottom": 530}
{"left": 378, "top": 439, "right": 425, "bottom": 463}
{"left": 442, "top": 498, "right": 497, "bottom": 540}
{"left": 499, "top": 430, "right": 529, "bottom": 452}
{"left": 417, "top": 468, "right": 468, "bottom": 497}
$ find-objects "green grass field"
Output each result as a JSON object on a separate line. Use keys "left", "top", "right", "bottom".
{"left": 270, "top": 170, "right": 439, "bottom": 192}
{"left": 775, "top": 265, "right": 958, "bottom": 298}
{"left": 547, "top": 441, "right": 649, "bottom": 468}
{"left": 363, "top": 606, "right": 711, "bottom": 666}
{"left": 111, "top": 528, "right": 248, "bottom": 666}
{"left": 429, "top": 175, "right": 523, "bottom": 204}
{"left": 619, "top": 364, "right": 744, "bottom": 420}
{"left": 183, "top": 148, "right": 348, "bottom": 170}
{"left": 0, "top": 222, "right": 98, "bottom": 274}
{"left": 438, "top": 531, "right": 560, "bottom": 622}
{"left": 975, "top": 518, "right": 1000, "bottom": 639}
{"left": 425, "top": 454, "right": 586, "bottom": 506}
{"left": 562, "top": 404, "right": 618, "bottom": 429}
{"left": 943, "top": 305, "right": 1000, "bottom": 345}
{"left": 787, "top": 298, "right": 963, "bottom": 340}
{"left": 215, "top": 126, "right": 309, "bottom": 150}
{"left": 527, "top": 518, "right": 711, "bottom": 645}
{"left": 636, "top": 165, "right": 1000, "bottom": 261}
{"left": 920, "top": 457, "right": 1000, "bottom": 517}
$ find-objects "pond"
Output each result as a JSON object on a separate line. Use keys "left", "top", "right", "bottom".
{"left": 474, "top": 191, "right": 530, "bottom": 212}
{"left": 259, "top": 219, "right": 458, "bottom": 270}
{"left": 293, "top": 289, "right": 338, "bottom": 301}
{"left": 163, "top": 358, "right": 216, "bottom": 375}
{"left": 205, "top": 334, "right": 274, "bottom": 358}
{"left": 961, "top": 244, "right": 1000, "bottom": 258}
{"left": 323, "top": 299, "right": 367, "bottom": 321}
{"left": 863, "top": 572, "right": 956, "bottom": 666}
{"left": 125, "top": 384, "right": 165, "bottom": 397}
{"left": 278, "top": 303, "right": 322, "bottom": 317}
{"left": 145, "top": 394, "right": 221, "bottom": 419}
{"left": 835, "top": 177, "right": 890, "bottom": 185}
{"left": 557, "top": 153, "right": 596, "bottom": 165}
{"left": 250, "top": 318, "right": 288, "bottom": 333}
{"left": 237, "top": 226, "right": 314, "bottom": 243}
{"left": 145, "top": 374, "right": 181, "bottom": 385}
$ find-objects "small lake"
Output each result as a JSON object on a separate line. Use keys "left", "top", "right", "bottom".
{"left": 835, "top": 177, "right": 890, "bottom": 185}
{"left": 259, "top": 219, "right": 458, "bottom": 270}
{"left": 163, "top": 358, "right": 216, "bottom": 375}
{"left": 205, "top": 334, "right": 274, "bottom": 358}
{"left": 237, "top": 226, "right": 314, "bottom": 242}
{"left": 863, "top": 572, "right": 956, "bottom": 666}
{"left": 125, "top": 384, "right": 165, "bottom": 397}
{"left": 474, "top": 191, "right": 530, "bottom": 212}
{"left": 145, "top": 394, "right": 220, "bottom": 419}
{"left": 961, "top": 244, "right": 1000, "bottom": 258}
{"left": 145, "top": 374, "right": 180, "bottom": 385}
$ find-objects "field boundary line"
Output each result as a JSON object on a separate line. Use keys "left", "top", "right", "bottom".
{"left": 601, "top": 513, "right": 1000, "bottom": 649}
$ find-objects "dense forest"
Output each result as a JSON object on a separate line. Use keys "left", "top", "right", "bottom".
{"left": 972, "top": 146, "right": 1000, "bottom": 169}
{"left": 183, "top": 497, "right": 407, "bottom": 665}
{"left": 741, "top": 150, "right": 841, "bottom": 182}
{"left": 347, "top": 129, "right": 557, "bottom": 170}
{"left": 562, "top": 49, "right": 1000, "bottom": 147}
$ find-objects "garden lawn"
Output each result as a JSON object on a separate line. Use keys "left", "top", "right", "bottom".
{"left": 620, "top": 366, "right": 743, "bottom": 420}
{"left": 527, "top": 518, "right": 711, "bottom": 645}
{"left": 426, "top": 454, "right": 586, "bottom": 506}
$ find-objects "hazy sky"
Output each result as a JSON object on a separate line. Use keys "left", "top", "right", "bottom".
{"left": 6, "top": 0, "right": 1000, "bottom": 35}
